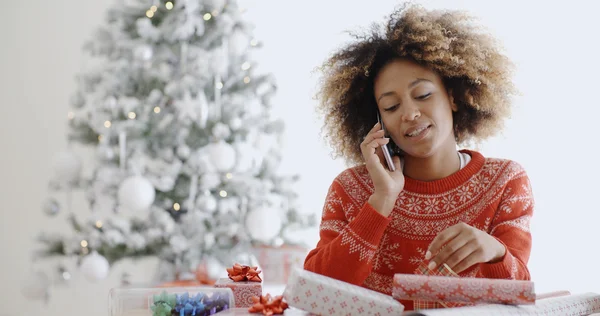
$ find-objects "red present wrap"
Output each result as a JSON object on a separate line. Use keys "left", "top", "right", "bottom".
{"left": 253, "top": 245, "right": 308, "bottom": 284}
{"left": 283, "top": 267, "right": 404, "bottom": 316}
{"left": 393, "top": 262, "right": 536, "bottom": 307}
{"left": 402, "top": 292, "right": 600, "bottom": 315}
{"left": 214, "top": 264, "right": 263, "bottom": 308}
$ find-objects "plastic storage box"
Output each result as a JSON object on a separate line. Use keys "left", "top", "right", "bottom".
{"left": 108, "top": 286, "right": 235, "bottom": 316}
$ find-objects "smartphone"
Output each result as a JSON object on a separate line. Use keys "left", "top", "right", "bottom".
{"left": 377, "top": 111, "right": 396, "bottom": 172}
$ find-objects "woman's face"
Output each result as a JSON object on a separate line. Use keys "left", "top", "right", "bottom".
{"left": 373, "top": 59, "right": 457, "bottom": 158}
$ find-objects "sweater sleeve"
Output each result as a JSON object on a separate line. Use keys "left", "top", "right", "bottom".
{"left": 303, "top": 179, "right": 391, "bottom": 285}
{"left": 477, "top": 162, "right": 534, "bottom": 280}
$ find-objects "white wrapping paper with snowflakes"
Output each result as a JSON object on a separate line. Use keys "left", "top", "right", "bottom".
{"left": 282, "top": 267, "right": 404, "bottom": 315}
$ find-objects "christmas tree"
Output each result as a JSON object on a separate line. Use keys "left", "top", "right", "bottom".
{"left": 32, "top": 0, "right": 314, "bottom": 292}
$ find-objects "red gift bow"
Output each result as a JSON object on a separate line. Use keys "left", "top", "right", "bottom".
{"left": 247, "top": 294, "right": 289, "bottom": 316}
{"left": 227, "top": 263, "right": 262, "bottom": 282}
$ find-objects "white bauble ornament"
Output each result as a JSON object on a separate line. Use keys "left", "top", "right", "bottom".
{"left": 212, "top": 122, "right": 231, "bottom": 140}
{"left": 118, "top": 176, "right": 156, "bottom": 211}
{"left": 245, "top": 206, "right": 282, "bottom": 243}
{"left": 200, "top": 173, "right": 221, "bottom": 191}
{"left": 52, "top": 151, "right": 82, "bottom": 183}
{"left": 229, "top": 117, "right": 242, "bottom": 131}
{"left": 196, "top": 194, "right": 217, "bottom": 212}
{"left": 207, "top": 141, "right": 236, "bottom": 172}
{"left": 177, "top": 145, "right": 191, "bottom": 159}
{"left": 42, "top": 198, "right": 60, "bottom": 216}
{"left": 21, "top": 271, "right": 50, "bottom": 300}
{"left": 80, "top": 251, "right": 110, "bottom": 282}
{"left": 134, "top": 44, "right": 153, "bottom": 61}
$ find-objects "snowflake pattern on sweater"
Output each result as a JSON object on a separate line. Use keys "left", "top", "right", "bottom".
{"left": 304, "top": 150, "right": 534, "bottom": 311}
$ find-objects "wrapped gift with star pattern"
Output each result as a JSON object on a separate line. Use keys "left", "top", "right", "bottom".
{"left": 282, "top": 267, "right": 404, "bottom": 315}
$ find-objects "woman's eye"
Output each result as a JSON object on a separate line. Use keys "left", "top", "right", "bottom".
{"left": 383, "top": 104, "right": 399, "bottom": 112}
{"left": 416, "top": 93, "right": 431, "bottom": 100}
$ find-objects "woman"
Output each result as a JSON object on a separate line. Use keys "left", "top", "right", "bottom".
{"left": 304, "top": 3, "right": 533, "bottom": 311}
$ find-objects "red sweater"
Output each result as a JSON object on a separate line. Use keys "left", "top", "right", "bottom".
{"left": 304, "top": 150, "right": 534, "bottom": 311}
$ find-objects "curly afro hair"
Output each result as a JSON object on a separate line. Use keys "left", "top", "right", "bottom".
{"left": 315, "top": 3, "right": 518, "bottom": 166}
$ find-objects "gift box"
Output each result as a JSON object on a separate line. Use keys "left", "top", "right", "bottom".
{"left": 393, "top": 262, "right": 536, "bottom": 307}
{"left": 283, "top": 267, "right": 404, "bottom": 316}
{"left": 108, "top": 286, "right": 234, "bottom": 316}
{"left": 214, "top": 264, "right": 263, "bottom": 308}
{"left": 214, "top": 278, "right": 262, "bottom": 308}
{"left": 253, "top": 245, "right": 308, "bottom": 284}
{"left": 403, "top": 292, "right": 600, "bottom": 315}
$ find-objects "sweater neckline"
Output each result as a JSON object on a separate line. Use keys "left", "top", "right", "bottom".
{"left": 402, "top": 149, "right": 484, "bottom": 194}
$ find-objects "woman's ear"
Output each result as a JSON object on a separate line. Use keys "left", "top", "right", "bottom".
{"left": 448, "top": 89, "right": 458, "bottom": 112}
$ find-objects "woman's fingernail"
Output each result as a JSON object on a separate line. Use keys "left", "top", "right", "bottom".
{"left": 428, "top": 261, "right": 436, "bottom": 270}
{"left": 425, "top": 251, "right": 431, "bottom": 260}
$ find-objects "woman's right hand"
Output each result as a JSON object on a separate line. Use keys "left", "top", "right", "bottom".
{"left": 360, "top": 122, "right": 404, "bottom": 217}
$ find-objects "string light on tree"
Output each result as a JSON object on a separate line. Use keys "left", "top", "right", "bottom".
{"left": 150, "top": 5, "right": 158, "bottom": 12}
{"left": 104, "top": 120, "right": 112, "bottom": 128}
{"left": 241, "top": 62, "right": 251, "bottom": 70}
{"left": 128, "top": 112, "right": 136, "bottom": 119}
{"left": 61, "top": 268, "right": 72, "bottom": 281}
{"left": 95, "top": 220, "right": 103, "bottom": 229}
{"left": 225, "top": 173, "right": 233, "bottom": 179}
{"left": 146, "top": 10, "right": 154, "bottom": 18}
{"left": 250, "top": 39, "right": 258, "bottom": 46}
{"left": 216, "top": 81, "right": 223, "bottom": 89}
{"left": 67, "top": 112, "right": 75, "bottom": 120}
{"left": 219, "top": 190, "right": 227, "bottom": 197}
{"left": 243, "top": 77, "right": 251, "bottom": 84}
{"left": 80, "top": 240, "right": 88, "bottom": 248}
{"left": 153, "top": 106, "right": 161, "bottom": 113}
{"left": 203, "top": 13, "right": 212, "bottom": 21}
{"left": 173, "top": 203, "right": 181, "bottom": 211}
{"left": 165, "top": 2, "right": 173, "bottom": 10}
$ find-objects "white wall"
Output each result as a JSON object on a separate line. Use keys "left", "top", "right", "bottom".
{"left": 1, "top": 1, "right": 599, "bottom": 315}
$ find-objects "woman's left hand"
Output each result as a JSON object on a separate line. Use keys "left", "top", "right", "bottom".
{"left": 425, "top": 222, "right": 506, "bottom": 274}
